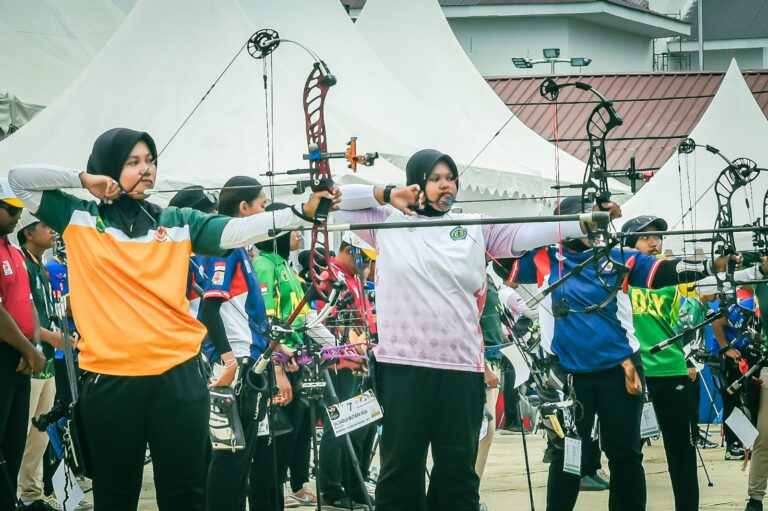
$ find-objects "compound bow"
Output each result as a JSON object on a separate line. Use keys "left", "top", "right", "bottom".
{"left": 246, "top": 29, "right": 378, "bottom": 371}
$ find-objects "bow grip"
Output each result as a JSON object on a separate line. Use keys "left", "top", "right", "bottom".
{"left": 314, "top": 196, "right": 332, "bottom": 223}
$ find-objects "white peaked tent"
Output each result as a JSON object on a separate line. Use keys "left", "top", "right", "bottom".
{"left": 0, "top": 0, "right": 127, "bottom": 130}
{"left": 238, "top": 0, "right": 598, "bottom": 205}
{"left": 355, "top": 0, "right": 595, "bottom": 193}
{"left": 621, "top": 60, "right": 768, "bottom": 252}
{"left": 0, "top": 0, "right": 412, "bottom": 204}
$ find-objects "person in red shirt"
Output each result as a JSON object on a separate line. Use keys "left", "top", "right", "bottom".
{"left": 0, "top": 179, "right": 46, "bottom": 509}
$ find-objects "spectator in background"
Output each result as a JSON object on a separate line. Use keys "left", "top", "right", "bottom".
{"left": 0, "top": 179, "right": 46, "bottom": 509}
{"left": 16, "top": 214, "right": 62, "bottom": 511}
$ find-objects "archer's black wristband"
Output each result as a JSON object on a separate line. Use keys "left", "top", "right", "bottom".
{"left": 382, "top": 185, "right": 395, "bottom": 204}
{"left": 291, "top": 204, "right": 317, "bottom": 224}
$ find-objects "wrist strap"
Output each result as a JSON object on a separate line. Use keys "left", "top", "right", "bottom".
{"left": 291, "top": 204, "right": 317, "bottom": 224}
{"left": 383, "top": 185, "right": 396, "bottom": 204}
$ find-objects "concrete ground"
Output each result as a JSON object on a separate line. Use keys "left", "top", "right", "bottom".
{"left": 76, "top": 428, "right": 752, "bottom": 510}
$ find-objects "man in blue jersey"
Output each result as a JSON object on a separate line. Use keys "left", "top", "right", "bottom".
{"left": 495, "top": 196, "right": 734, "bottom": 511}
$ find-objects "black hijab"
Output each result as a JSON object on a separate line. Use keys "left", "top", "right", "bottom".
{"left": 254, "top": 203, "right": 292, "bottom": 260}
{"left": 405, "top": 149, "right": 459, "bottom": 217}
{"left": 86, "top": 128, "right": 162, "bottom": 238}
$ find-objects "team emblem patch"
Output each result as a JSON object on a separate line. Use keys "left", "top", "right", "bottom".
{"left": 95, "top": 217, "right": 106, "bottom": 233}
{"left": 2, "top": 261, "right": 12, "bottom": 275}
{"left": 212, "top": 262, "right": 226, "bottom": 285}
{"left": 154, "top": 226, "right": 168, "bottom": 242}
{"left": 449, "top": 226, "right": 468, "bottom": 241}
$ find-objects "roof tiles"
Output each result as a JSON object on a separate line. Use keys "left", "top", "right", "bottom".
{"left": 486, "top": 71, "right": 768, "bottom": 173}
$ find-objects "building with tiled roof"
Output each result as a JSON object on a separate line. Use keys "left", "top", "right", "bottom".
{"left": 344, "top": 0, "right": 689, "bottom": 75}
{"left": 486, "top": 70, "right": 768, "bottom": 173}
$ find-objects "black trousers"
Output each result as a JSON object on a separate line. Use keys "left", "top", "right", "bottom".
{"left": 207, "top": 415, "right": 260, "bottom": 511}
{"left": 318, "top": 368, "right": 374, "bottom": 503}
{"left": 546, "top": 363, "right": 646, "bottom": 511}
{"left": 375, "top": 363, "right": 484, "bottom": 511}
{"left": 80, "top": 356, "right": 209, "bottom": 511}
{"left": 719, "top": 358, "right": 742, "bottom": 446}
{"left": 647, "top": 376, "right": 699, "bottom": 511}
{"left": 688, "top": 375, "right": 702, "bottom": 439}
{"left": 502, "top": 365, "right": 521, "bottom": 428}
{"left": 0, "top": 345, "right": 30, "bottom": 510}
{"left": 248, "top": 432, "right": 282, "bottom": 511}
{"left": 275, "top": 371, "right": 311, "bottom": 493}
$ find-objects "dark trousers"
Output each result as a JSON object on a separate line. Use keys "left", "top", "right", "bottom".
{"left": 375, "top": 363, "right": 484, "bottom": 511}
{"left": 502, "top": 365, "right": 521, "bottom": 428}
{"left": 719, "top": 359, "right": 742, "bottom": 445}
{"left": 248, "top": 432, "right": 282, "bottom": 511}
{"left": 80, "top": 357, "right": 209, "bottom": 511}
{"left": 318, "top": 368, "right": 373, "bottom": 503}
{"left": 546, "top": 364, "right": 646, "bottom": 511}
{"left": 647, "top": 376, "right": 699, "bottom": 511}
{"left": 207, "top": 417, "right": 260, "bottom": 511}
{"left": 0, "top": 345, "right": 30, "bottom": 510}
{"left": 688, "top": 375, "right": 702, "bottom": 439}
{"left": 275, "top": 372, "right": 311, "bottom": 493}
{"left": 583, "top": 436, "right": 603, "bottom": 477}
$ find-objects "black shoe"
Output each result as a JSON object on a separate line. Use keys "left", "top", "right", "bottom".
{"left": 321, "top": 494, "right": 367, "bottom": 509}
{"left": 24, "top": 500, "right": 58, "bottom": 511}
{"left": 726, "top": 444, "right": 746, "bottom": 461}
{"left": 697, "top": 435, "right": 718, "bottom": 449}
{"left": 745, "top": 498, "right": 763, "bottom": 511}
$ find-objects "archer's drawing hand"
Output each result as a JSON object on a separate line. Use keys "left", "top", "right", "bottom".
{"left": 80, "top": 173, "right": 121, "bottom": 202}
{"left": 389, "top": 185, "right": 422, "bottom": 216}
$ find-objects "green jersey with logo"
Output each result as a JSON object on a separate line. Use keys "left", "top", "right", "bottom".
{"left": 253, "top": 252, "right": 307, "bottom": 348}
{"left": 23, "top": 250, "right": 55, "bottom": 379}
{"left": 629, "top": 284, "right": 688, "bottom": 377}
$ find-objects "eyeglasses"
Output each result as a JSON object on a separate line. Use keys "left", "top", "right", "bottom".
{"left": 0, "top": 203, "right": 22, "bottom": 217}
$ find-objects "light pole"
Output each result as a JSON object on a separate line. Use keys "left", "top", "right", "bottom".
{"left": 511, "top": 48, "right": 592, "bottom": 74}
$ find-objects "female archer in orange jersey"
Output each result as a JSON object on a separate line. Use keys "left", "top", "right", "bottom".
{"left": 9, "top": 127, "right": 339, "bottom": 511}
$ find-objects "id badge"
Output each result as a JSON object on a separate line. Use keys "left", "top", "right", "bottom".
{"left": 563, "top": 437, "right": 582, "bottom": 476}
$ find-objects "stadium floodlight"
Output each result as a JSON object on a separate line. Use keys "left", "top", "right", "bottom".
{"left": 543, "top": 48, "right": 560, "bottom": 59}
{"left": 511, "top": 57, "right": 533, "bottom": 69}
{"left": 570, "top": 57, "right": 592, "bottom": 67}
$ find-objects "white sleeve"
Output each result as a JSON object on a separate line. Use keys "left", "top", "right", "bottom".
{"left": 339, "top": 184, "right": 380, "bottom": 210}
{"left": 8, "top": 165, "right": 83, "bottom": 213}
{"left": 695, "top": 265, "right": 764, "bottom": 295}
{"left": 513, "top": 221, "right": 584, "bottom": 250}
{"left": 219, "top": 209, "right": 310, "bottom": 249}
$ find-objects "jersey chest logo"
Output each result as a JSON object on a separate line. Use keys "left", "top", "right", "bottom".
{"left": 2, "top": 260, "right": 12, "bottom": 276}
{"left": 154, "top": 226, "right": 168, "bottom": 242}
{"left": 449, "top": 226, "right": 468, "bottom": 241}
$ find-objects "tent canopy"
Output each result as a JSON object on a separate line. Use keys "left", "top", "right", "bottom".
{"left": 621, "top": 60, "right": 768, "bottom": 253}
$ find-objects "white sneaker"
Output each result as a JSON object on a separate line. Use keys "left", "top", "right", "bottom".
{"left": 291, "top": 483, "right": 318, "bottom": 506}
{"left": 283, "top": 493, "right": 301, "bottom": 508}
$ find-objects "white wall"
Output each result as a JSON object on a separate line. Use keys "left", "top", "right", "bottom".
{"left": 667, "top": 47, "right": 766, "bottom": 71}
{"left": 448, "top": 16, "right": 655, "bottom": 76}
